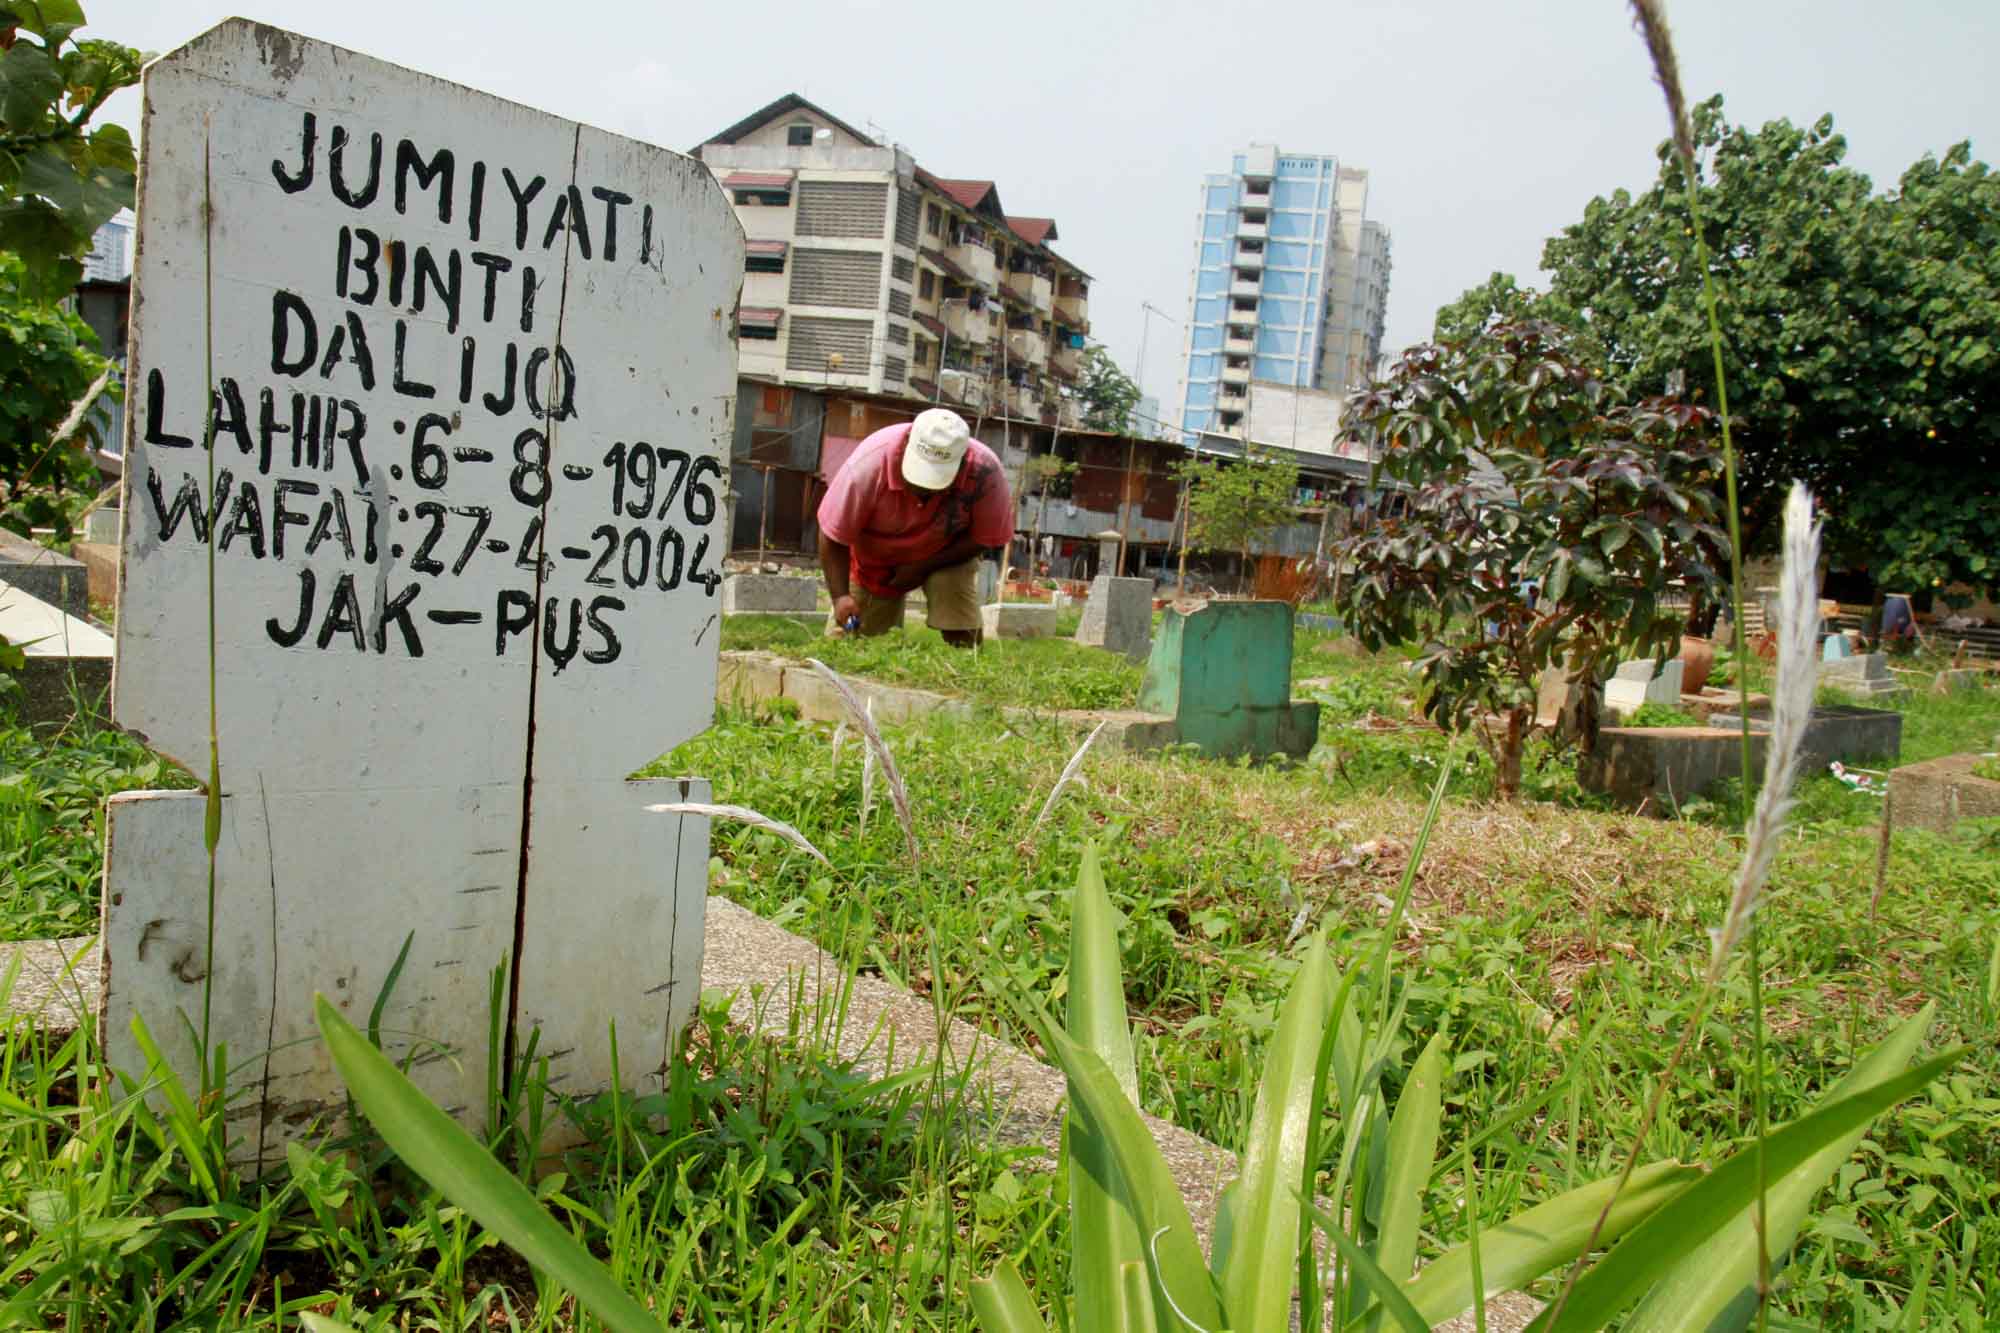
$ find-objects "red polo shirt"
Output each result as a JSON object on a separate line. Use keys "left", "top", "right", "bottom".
{"left": 817, "top": 422, "right": 1015, "bottom": 596}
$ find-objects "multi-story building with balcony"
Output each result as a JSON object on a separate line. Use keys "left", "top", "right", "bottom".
{"left": 1175, "top": 145, "right": 1391, "bottom": 442}
{"left": 694, "top": 95, "right": 1090, "bottom": 427}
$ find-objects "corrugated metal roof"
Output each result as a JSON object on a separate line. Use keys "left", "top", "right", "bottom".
{"left": 744, "top": 239, "right": 790, "bottom": 256}
{"left": 913, "top": 312, "right": 948, "bottom": 339}
{"left": 738, "top": 306, "right": 784, "bottom": 327}
{"left": 721, "top": 171, "right": 795, "bottom": 190}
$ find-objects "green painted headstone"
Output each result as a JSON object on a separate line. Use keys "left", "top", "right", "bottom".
{"left": 1139, "top": 599, "right": 1319, "bottom": 759}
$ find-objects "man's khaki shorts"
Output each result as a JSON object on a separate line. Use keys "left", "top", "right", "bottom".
{"left": 826, "top": 558, "right": 982, "bottom": 636}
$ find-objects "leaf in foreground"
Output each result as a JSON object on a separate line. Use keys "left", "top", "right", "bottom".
{"left": 313, "top": 995, "right": 663, "bottom": 1333}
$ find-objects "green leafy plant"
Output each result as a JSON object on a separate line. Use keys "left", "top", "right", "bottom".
{"left": 1335, "top": 320, "right": 1726, "bottom": 795}
{"left": 970, "top": 826, "right": 1960, "bottom": 1331}
{"left": 1625, "top": 702, "right": 1702, "bottom": 729}
{"left": 0, "top": 2, "right": 143, "bottom": 298}
{"left": 1970, "top": 755, "right": 1999, "bottom": 783}
{"left": 1077, "top": 342, "right": 1141, "bottom": 432}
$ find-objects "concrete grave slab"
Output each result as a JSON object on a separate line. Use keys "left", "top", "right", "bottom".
{"left": 105, "top": 20, "right": 739, "bottom": 1166}
{"left": 721, "top": 572, "right": 818, "bottom": 614}
{"left": 0, "top": 528, "right": 89, "bottom": 619}
{"left": 981, "top": 602, "right": 1059, "bottom": 638}
{"left": 0, "top": 581, "right": 113, "bottom": 727}
{"left": 1888, "top": 753, "right": 2000, "bottom": 834}
{"left": 1819, "top": 651, "right": 1910, "bottom": 700}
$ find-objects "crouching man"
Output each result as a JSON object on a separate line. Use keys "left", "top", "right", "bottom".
{"left": 817, "top": 407, "right": 1014, "bottom": 647}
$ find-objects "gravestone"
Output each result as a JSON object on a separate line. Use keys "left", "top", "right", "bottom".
{"left": 1094, "top": 527, "right": 1122, "bottom": 577}
{"left": 104, "top": 21, "right": 741, "bottom": 1167}
{"left": 1819, "top": 651, "right": 1909, "bottom": 699}
{"left": 1076, "top": 575, "right": 1152, "bottom": 661}
{"left": 721, "top": 572, "right": 817, "bottom": 614}
{"left": 1139, "top": 600, "right": 1318, "bottom": 759}
{"left": 1603, "top": 658, "right": 1683, "bottom": 717}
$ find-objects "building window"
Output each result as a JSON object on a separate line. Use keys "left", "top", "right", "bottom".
{"left": 915, "top": 338, "right": 933, "bottom": 366}
{"left": 786, "top": 123, "right": 814, "bottom": 146}
{"left": 745, "top": 250, "right": 786, "bottom": 274}
{"left": 919, "top": 269, "right": 936, "bottom": 299}
{"left": 734, "top": 189, "right": 791, "bottom": 207}
{"left": 926, "top": 204, "right": 943, "bottom": 236}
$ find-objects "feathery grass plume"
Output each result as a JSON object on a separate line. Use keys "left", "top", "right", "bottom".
{"left": 1705, "top": 483, "right": 1821, "bottom": 982}
{"left": 829, "top": 719, "right": 848, "bottom": 773}
{"left": 1630, "top": 0, "right": 1695, "bottom": 170}
{"left": 645, "top": 801, "right": 830, "bottom": 868}
{"left": 806, "top": 658, "right": 917, "bottom": 866}
{"left": 1032, "top": 720, "right": 1107, "bottom": 832}
{"left": 859, "top": 699, "right": 876, "bottom": 835}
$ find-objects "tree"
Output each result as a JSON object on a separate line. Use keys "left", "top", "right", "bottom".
{"left": 1335, "top": 322, "right": 1727, "bottom": 798}
{"left": 1076, "top": 343, "right": 1140, "bottom": 433}
{"left": 0, "top": 3, "right": 144, "bottom": 298}
{"left": 1176, "top": 448, "right": 1300, "bottom": 587}
{"left": 0, "top": 251, "right": 111, "bottom": 536}
{"left": 1017, "top": 448, "right": 1076, "bottom": 576}
{"left": 1436, "top": 98, "right": 2000, "bottom": 599}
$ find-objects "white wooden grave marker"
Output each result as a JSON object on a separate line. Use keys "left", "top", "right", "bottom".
{"left": 105, "top": 20, "right": 742, "bottom": 1167}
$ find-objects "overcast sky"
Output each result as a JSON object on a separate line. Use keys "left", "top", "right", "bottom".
{"left": 94, "top": 1, "right": 1998, "bottom": 416}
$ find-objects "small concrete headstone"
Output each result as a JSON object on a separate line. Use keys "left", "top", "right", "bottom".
{"left": 104, "top": 21, "right": 740, "bottom": 1166}
{"left": 1603, "top": 658, "right": 1684, "bottom": 716}
{"left": 1138, "top": 599, "right": 1317, "bottom": 759}
{"left": 981, "top": 602, "right": 1058, "bottom": 638}
{"left": 721, "top": 572, "right": 817, "bottom": 614}
{"left": 1819, "top": 652, "right": 1908, "bottom": 699}
{"left": 1076, "top": 575, "right": 1152, "bottom": 661}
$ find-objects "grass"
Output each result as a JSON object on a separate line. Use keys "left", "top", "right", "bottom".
{"left": 720, "top": 614, "right": 1140, "bottom": 711}
{"left": 4, "top": 647, "right": 1997, "bottom": 1325}
{"left": 1, "top": 708, "right": 194, "bottom": 940}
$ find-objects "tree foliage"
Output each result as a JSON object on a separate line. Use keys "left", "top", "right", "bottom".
{"left": 0, "top": 2, "right": 143, "bottom": 298}
{"left": 1436, "top": 97, "right": 2000, "bottom": 598}
{"left": 1075, "top": 343, "right": 1140, "bottom": 433}
{"left": 1176, "top": 448, "right": 1299, "bottom": 570}
{"left": 0, "top": 250, "right": 109, "bottom": 535}
{"left": 1336, "top": 322, "right": 1727, "bottom": 797}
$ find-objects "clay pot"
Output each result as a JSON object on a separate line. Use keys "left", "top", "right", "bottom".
{"left": 1680, "top": 635, "right": 1715, "bottom": 695}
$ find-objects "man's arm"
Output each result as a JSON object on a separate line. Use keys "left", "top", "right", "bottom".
{"left": 819, "top": 531, "right": 860, "bottom": 626}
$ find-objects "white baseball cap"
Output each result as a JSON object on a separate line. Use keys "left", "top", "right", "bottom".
{"left": 902, "top": 408, "right": 971, "bottom": 491}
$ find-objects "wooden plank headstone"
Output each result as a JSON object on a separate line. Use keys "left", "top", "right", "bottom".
{"left": 105, "top": 20, "right": 741, "bottom": 1167}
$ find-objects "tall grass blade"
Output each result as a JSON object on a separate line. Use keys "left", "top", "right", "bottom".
{"left": 1217, "top": 931, "right": 1330, "bottom": 1330}
{"left": 1304, "top": 1201, "right": 1431, "bottom": 1333}
{"left": 368, "top": 930, "right": 416, "bottom": 1050}
{"left": 968, "top": 1259, "right": 1050, "bottom": 1333}
{"left": 1529, "top": 1044, "right": 1966, "bottom": 1333}
{"left": 1033, "top": 720, "right": 1107, "bottom": 832}
{"left": 313, "top": 995, "right": 664, "bottom": 1333}
{"left": 1065, "top": 842, "right": 1144, "bottom": 1333}
{"left": 1043, "top": 1030, "right": 1224, "bottom": 1333}
{"left": 1400, "top": 1161, "right": 1697, "bottom": 1326}
{"left": 861, "top": 699, "right": 876, "bottom": 835}
{"left": 644, "top": 801, "right": 829, "bottom": 867}
{"left": 1620, "top": 1004, "right": 1938, "bottom": 1331}
{"left": 806, "top": 658, "right": 917, "bottom": 865}
{"left": 1371, "top": 1028, "right": 1448, "bottom": 1297}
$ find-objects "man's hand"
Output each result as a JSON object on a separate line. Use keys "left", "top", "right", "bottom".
{"left": 832, "top": 593, "right": 862, "bottom": 630}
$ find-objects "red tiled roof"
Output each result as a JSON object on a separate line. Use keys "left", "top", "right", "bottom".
{"left": 721, "top": 171, "right": 794, "bottom": 190}
{"left": 738, "top": 306, "right": 783, "bottom": 328}
{"left": 1008, "top": 216, "right": 1058, "bottom": 246}
{"left": 910, "top": 377, "right": 940, "bottom": 399}
{"left": 745, "top": 239, "right": 789, "bottom": 256}
{"left": 914, "top": 312, "right": 948, "bottom": 340}
{"left": 931, "top": 177, "right": 997, "bottom": 211}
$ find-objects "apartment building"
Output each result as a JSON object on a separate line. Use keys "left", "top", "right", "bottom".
{"left": 694, "top": 94, "right": 1090, "bottom": 428}
{"left": 1175, "top": 144, "right": 1391, "bottom": 441}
